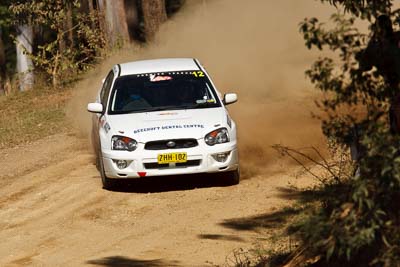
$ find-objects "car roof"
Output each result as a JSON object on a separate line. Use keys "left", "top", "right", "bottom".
{"left": 118, "top": 58, "right": 201, "bottom": 76}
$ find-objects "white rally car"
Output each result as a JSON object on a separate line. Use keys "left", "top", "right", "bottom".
{"left": 87, "top": 58, "right": 239, "bottom": 189}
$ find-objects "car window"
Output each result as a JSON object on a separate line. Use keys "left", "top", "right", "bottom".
{"left": 108, "top": 71, "right": 221, "bottom": 114}
{"left": 100, "top": 71, "right": 114, "bottom": 108}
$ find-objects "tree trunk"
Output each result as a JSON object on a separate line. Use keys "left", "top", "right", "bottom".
{"left": 80, "top": 0, "right": 89, "bottom": 12}
{"left": 98, "top": 0, "right": 130, "bottom": 46}
{"left": 87, "top": 0, "right": 97, "bottom": 30}
{"left": 124, "top": 0, "right": 139, "bottom": 41}
{"left": 88, "top": 0, "right": 94, "bottom": 12}
{"left": 66, "top": 2, "right": 74, "bottom": 47}
{"left": 141, "top": 0, "right": 167, "bottom": 41}
{"left": 80, "top": 0, "right": 98, "bottom": 41}
{"left": 16, "top": 24, "right": 34, "bottom": 91}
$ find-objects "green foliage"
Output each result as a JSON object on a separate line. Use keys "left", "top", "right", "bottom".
{"left": 296, "top": 1, "right": 400, "bottom": 266}
{"left": 10, "top": 0, "right": 106, "bottom": 88}
{"left": 320, "top": 0, "right": 392, "bottom": 20}
{"left": 0, "top": 1, "right": 13, "bottom": 27}
{"left": 0, "top": 0, "right": 16, "bottom": 78}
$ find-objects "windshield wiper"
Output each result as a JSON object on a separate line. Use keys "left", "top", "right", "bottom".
{"left": 118, "top": 103, "right": 216, "bottom": 114}
{"left": 194, "top": 102, "right": 216, "bottom": 108}
{"left": 172, "top": 102, "right": 217, "bottom": 110}
{"left": 122, "top": 106, "right": 181, "bottom": 113}
{"left": 146, "top": 106, "right": 176, "bottom": 112}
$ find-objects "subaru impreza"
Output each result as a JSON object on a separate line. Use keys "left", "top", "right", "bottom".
{"left": 87, "top": 58, "right": 239, "bottom": 189}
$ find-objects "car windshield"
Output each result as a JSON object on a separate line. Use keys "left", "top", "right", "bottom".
{"left": 108, "top": 71, "right": 221, "bottom": 114}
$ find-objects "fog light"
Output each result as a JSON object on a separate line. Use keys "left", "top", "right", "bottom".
{"left": 212, "top": 152, "right": 230, "bottom": 163}
{"left": 115, "top": 160, "right": 128, "bottom": 169}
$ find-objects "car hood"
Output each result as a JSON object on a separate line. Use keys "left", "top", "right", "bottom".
{"left": 106, "top": 108, "right": 227, "bottom": 142}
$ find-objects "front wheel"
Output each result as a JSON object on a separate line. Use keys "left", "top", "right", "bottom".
{"left": 98, "top": 150, "right": 114, "bottom": 190}
{"left": 225, "top": 168, "right": 240, "bottom": 185}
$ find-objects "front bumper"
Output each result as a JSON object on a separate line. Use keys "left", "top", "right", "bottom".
{"left": 101, "top": 141, "right": 239, "bottom": 179}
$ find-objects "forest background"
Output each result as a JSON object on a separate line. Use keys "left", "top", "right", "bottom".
{"left": 0, "top": 0, "right": 183, "bottom": 92}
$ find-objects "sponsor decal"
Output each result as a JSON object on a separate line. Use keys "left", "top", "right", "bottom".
{"left": 136, "top": 71, "right": 201, "bottom": 78}
{"left": 227, "top": 115, "right": 232, "bottom": 128}
{"left": 104, "top": 122, "right": 111, "bottom": 133}
{"left": 133, "top": 124, "right": 204, "bottom": 134}
{"left": 134, "top": 126, "right": 161, "bottom": 134}
{"left": 149, "top": 74, "right": 172, "bottom": 82}
{"left": 196, "top": 98, "right": 216, "bottom": 104}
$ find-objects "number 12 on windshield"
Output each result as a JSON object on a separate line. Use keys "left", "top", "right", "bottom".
{"left": 192, "top": 71, "right": 205, "bottom": 77}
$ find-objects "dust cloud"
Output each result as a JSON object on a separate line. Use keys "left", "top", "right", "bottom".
{"left": 68, "top": 0, "right": 337, "bottom": 177}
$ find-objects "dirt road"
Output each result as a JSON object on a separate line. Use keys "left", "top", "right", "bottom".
{"left": 0, "top": 132, "right": 316, "bottom": 266}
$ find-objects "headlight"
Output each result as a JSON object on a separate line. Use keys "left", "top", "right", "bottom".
{"left": 111, "top": 136, "right": 138, "bottom": 151}
{"left": 205, "top": 128, "right": 229, "bottom": 146}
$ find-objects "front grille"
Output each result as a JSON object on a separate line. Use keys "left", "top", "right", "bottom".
{"left": 144, "top": 139, "right": 198, "bottom": 150}
{"left": 144, "top": 160, "right": 201, "bottom": 169}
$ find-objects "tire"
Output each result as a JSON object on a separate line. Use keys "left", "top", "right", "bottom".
{"left": 92, "top": 130, "right": 100, "bottom": 171}
{"left": 95, "top": 153, "right": 101, "bottom": 171}
{"left": 225, "top": 168, "right": 240, "bottom": 185}
{"left": 98, "top": 150, "right": 114, "bottom": 190}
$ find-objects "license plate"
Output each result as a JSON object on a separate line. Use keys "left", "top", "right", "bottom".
{"left": 157, "top": 152, "right": 187, "bottom": 164}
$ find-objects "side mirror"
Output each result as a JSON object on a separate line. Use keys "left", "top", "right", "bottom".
{"left": 87, "top": 103, "right": 103, "bottom": 113}
{"left": 223, "top": 93, "right": 238, "bottom": 105}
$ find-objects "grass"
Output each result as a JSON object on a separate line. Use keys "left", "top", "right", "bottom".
{"left": 0, "top": 88, "right": 73, "bottom": 149}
